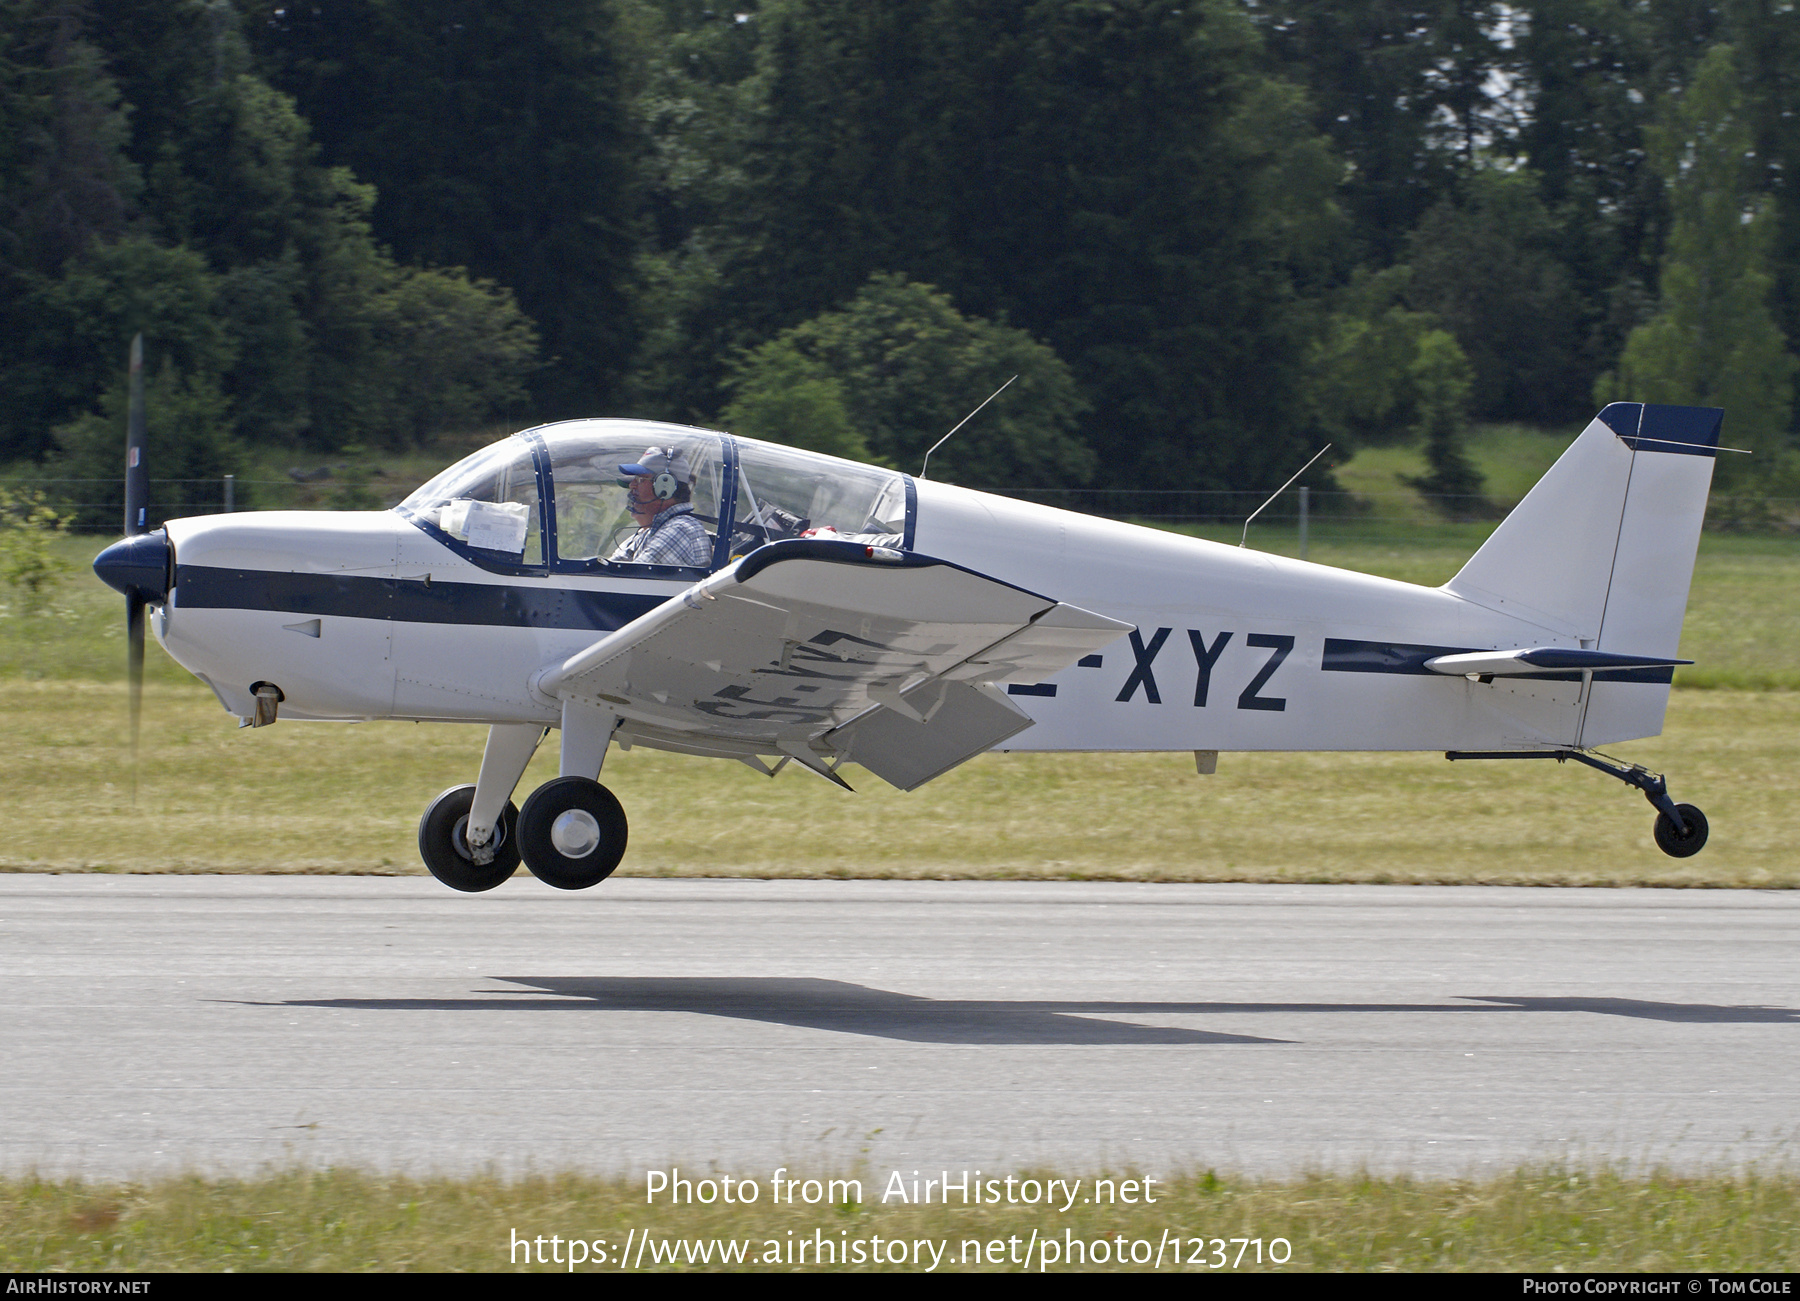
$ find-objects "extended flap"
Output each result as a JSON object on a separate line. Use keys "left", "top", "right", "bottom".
{"left": 830, "top": 680, "right": 1034, "bottom": 791}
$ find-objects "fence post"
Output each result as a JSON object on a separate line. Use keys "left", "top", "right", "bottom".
{"left": 1298, "top": 485, "right": 1309, "bottom": 560}
{"left": 223, "top": 474, "right": 234, "bottom": 513}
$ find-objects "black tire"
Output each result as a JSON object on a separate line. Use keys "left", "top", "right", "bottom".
{"left": 518, "top": 776, "right": 628, "bottom": 890}
{"left": 1653, "top": 803, "right": 1709, "bottom": 858}
{"left": 417, "top": 785, "right": 522, "bottom": 892}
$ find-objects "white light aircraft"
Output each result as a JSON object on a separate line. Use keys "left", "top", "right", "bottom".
{"left": 94, "top": 400, "right": 1722, "bottom": 891}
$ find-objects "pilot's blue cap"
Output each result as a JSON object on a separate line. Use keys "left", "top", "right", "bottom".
{"left": 618, "top": 446, "right": 692, "bottom": 483}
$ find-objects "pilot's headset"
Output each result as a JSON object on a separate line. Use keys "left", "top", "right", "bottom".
{"left": 650, "top": 453, "right": 680, "bottom": 501}
{"left": 622, "top": 447, "right": 683, "bottom": 501}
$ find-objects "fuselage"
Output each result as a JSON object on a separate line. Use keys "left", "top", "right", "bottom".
{"left": 142, "top": 418, "right": 1657, "bottom": 757}
{"left": 95, "top": 403, "right": 1724, "bottom": 874}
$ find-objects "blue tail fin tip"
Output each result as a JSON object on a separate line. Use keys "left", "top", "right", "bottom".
{"left": 1598, "top": 402, "right": 1723, "bottom": 456}
{"left": 1597, "top": 402, "right": 1643, "bottom": 438}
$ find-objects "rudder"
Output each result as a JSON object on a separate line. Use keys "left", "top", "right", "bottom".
{"left": 1444, "top": 403, "right": 1721, "bottom": 743}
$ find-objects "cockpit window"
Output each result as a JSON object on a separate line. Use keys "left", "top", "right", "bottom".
{"left": 400, "top": 422, "right": 911, "bottom": 575}
{"left": 399, "top": 437, "right": 543, "bottom": 562}
{"left": 537, "top": 421, "right": 726, "bottom": 569}
{"left": 730, "top": 438, "right": 908, "bottom": 556}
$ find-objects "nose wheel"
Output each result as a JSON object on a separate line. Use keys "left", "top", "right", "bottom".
{"left": 418, "top": 785, "right": 522, "bottom": 892}
{"left": 518, "top": 776, "right": 629, "bottom": 889}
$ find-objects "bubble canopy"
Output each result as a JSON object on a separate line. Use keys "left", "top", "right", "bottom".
{"left": 397, "top": 419, "right": 913, "bottom": 574}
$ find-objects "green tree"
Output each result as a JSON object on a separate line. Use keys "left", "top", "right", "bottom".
{"left": 724, "top": 274, "right": 1091, "bottom": 490}
{"left": 0, "top": 0, "right": 138, "bottom": 276}
{"left": 1514, "top": 0, "right": 1664, "bottom": 311}
{"left": 0, "top": 0, "right": 546, "bottom": 455}
{"left": 73, "top": 0, "right": 321, "bottom": 443}
{"left": 0, "top": 0, "right": 146, "bottom": 457}
{"left": 1257, "top": 0, "right": 1520, "bottom": 264}
{"left": 617, "top": 2, "right": 768, "bottom": 422}
{"left": 1305, "top": 267, "right": 1484, "bottom": 509}
{"left": 0, "top": 236, "right": 232, "bottom": 459}
{"left": 1305, "top": 268, "right": 1444, "bottom": 447}
{"left": 1402, "top": 171, "right": 1589, "bottom": 423}
{"left": 51, "top": 358, "right": 245, "bottom": 530}
{"left": 720, "top": 339, "right": 870, "bottom": 462}
{"left": 373, "top": 267, "right": 541, "bottom": 444}
{"left": 245, "top": 0, "right": 641, "bottom": 418}
{"left": 1402, "top": 329, "right": 1485, "bottom": 510}
{"left": 0, "top": 488, "right": 72, "bottom": 614}
{"left": 1719, "top": 0, "right": 1800, "bottom": 383}
{"left": 1599, "top": 45, "right": 1796, "bottom": 485}
{"left": 652, "top": 0, "right": 1349, "bottom": 493}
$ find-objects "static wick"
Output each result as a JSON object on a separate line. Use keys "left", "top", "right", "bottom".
{"left": 919, "top": 375, "right": 1017, "bottom": 480}
{"left": 1240, "top": 444, "right": 1332, "bottom": 549}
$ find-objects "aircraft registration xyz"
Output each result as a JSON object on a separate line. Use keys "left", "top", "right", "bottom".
{"left": 95, "top": 402, "right": 1722, "bottom": 891}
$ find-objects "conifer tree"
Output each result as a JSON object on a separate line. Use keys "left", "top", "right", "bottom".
{"left": 1601, "top": 45, "right": 1795, "bottom": 485}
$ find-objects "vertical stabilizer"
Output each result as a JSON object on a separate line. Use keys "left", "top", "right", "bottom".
{"left": 1443, "top": 402, "right": 1721, "bottom": 743}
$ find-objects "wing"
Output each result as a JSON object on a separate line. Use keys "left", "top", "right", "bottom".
{"left": 533, "top": 539, "right": 1131, "bottom": 788}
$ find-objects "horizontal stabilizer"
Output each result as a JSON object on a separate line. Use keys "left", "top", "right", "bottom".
{"left": 1425, "top": 648, "right": 1692, "bottom": 677}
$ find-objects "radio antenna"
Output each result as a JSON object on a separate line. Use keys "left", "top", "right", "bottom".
{"left": 919, "top": 375, "right": 1016, "bottom": 480}
{"left": 1240, "top": 444, "right": 1332, "bottom": 548}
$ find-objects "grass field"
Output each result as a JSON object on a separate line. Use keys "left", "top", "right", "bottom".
{"left": 4, "top": 680, "right": 1795, "bottom": 885}
{"left": 1334, "top": 422, "right": 1579, "bottom": 508}
{"left": 4, "top": 1165, "right": 1795, "bottom": 1271}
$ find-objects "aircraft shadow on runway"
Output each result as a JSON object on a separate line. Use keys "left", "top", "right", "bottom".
{"left": 269, "top": 977, "right": 1283, "bottom": 1045}
{"left": 1463, "top": 996, "right": 1800, "bottom": 1022}
{"left": 255, "top": 979, "right": 1800, "bottom": 1046}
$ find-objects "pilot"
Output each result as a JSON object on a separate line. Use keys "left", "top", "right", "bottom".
{"left": 610, "top": 446, "right": 714, "bottom": 567}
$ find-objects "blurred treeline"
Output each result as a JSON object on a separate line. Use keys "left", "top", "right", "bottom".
{"left": 3, "top": 0, "right": 1798, "bottom": 504}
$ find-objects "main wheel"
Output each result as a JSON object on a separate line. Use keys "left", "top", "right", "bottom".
{"left": 518, "top": 776, "right": 628, "bottom": 890}
{"left": 418, "top": 785, "right": 522, "bottom": 892}
{"left": 1653, "top": 803, "right": 1709, "bottom": 858}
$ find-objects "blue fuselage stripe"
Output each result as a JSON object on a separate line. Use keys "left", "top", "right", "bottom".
{"left": 173, "top": 565, "right": 666, "bottom": 631}
{"left": 1321, "top": 638, "right": 1675, "bottom": 685}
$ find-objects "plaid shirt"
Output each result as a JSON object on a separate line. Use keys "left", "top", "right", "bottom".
{"left": 610, "top": 503, "right": 713, "bottom": 567}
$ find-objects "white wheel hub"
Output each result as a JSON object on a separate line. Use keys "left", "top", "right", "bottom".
{"left": 550, "top": 808, "right": 601, "bottom": 859}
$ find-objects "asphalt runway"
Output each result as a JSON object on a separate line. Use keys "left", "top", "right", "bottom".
{"left": 3, "top": 874, "right": 1796, "bottom": 1182}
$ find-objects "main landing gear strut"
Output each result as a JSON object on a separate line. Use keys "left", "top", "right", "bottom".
{"left": 417, "top": 707, "right": 630, "bottom": 892}
{"left": 1445, "top": 749, "right": 1709, "bottom": 858}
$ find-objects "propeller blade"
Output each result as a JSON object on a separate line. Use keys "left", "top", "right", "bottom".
{"left": 126, "top": 593, "right": 144, "bottom": 804}
{"left": 114, "top": 334, "right": 154, "bottom": 801}
{"left": 124, "top": 333, "right": 148, "bottom": 536}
